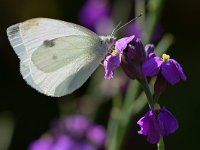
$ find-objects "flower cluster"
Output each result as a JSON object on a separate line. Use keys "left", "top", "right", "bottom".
{"left": 28, "top": 115, "right": 106, "bottom": 150}
{"left": 103, "top": 34, "right": 186, "bottom": 144}
{"left": 104, "top": 35, "right": 186, "bottom": 84}
{"left": 78, "top": 0, "right": 186, "bottom": 146}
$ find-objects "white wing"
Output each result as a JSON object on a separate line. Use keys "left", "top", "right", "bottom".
{"left": 7, "top": 18, "right": 108, "bottom": 97}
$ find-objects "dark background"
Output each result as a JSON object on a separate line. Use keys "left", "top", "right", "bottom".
{"left": 0, "top": 0, "right": 199, "bottom": 149}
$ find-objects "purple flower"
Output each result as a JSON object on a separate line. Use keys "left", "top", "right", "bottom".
{"left": 28, "top": 134, "right": 75, "bottom": 150}
{"left": 28, "top": 115, "right": 107, "bottom": 150}
{"left": 104, "top": 35, "right": 146, "bottom": 80}
{"left": 86, "top": 126, "right": 107, "bottom": 147}
{"left": 142, "top": 53, "right": 186, "bottom": 85}
{"left": 64, "top": 115, "right": 91, "bottom": 138}
{"left": 137, "top": 107, "right": 179, "bottom": 144}
{"left": 28, "top": 136, "right": 52, "bottom": 150}
{"left": 51, "top": 134, "right": 75, "bottom": 150}
{"left": 79, "top": 0, "right": 112, "bottom": 34}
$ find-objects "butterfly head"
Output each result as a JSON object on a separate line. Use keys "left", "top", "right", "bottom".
{"left": 100, "top": 35, "right": 116, "bottom": 52}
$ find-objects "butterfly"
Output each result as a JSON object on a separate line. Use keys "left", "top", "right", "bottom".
{"left": 7, "top": 18, "right": 116, "bottom": 97}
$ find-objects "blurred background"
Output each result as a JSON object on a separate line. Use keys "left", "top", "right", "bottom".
{"left": 0, "top": 0, "right": 198, "bottom": 150}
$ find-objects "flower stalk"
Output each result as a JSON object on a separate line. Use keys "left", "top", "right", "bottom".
{"left": 157, "top": 137, "right": 165, "bottom": 150}
{"left": 139, "top": 76, "right": 154, "bottom": 108}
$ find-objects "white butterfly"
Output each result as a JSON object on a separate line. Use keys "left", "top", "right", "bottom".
{"left": 7, "top": 18, "right": 116, "bottom": 97}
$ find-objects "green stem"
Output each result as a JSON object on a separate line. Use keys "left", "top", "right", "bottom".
{"left": 143, "top": 0, "right": 165, "bottom": 44}
{"left": 106, "top": 109, "right": 119, "bottom": 150}
{"left": 154, "top": 94, "right": 160, "bottom": 104}
{"left": 124, "top": 80, "right": 140, "bottom": 105}
{"left": 157, "top": 137, "right": 165, "bottom": 150}
{"left": 116, "top": 81, "right": 140, "bottom": 149}
{"left": 107, "top": 81, "right": 140, "bottom": 150}
{"left": 140, "top": 76, "right": 154, "bottom": 108}
{"left": 106, "top": 87, "right": 122, "bottom": 150}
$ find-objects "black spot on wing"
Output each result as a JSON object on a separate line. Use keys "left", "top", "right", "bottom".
{"left": 43, "top": 40, "right": 55, "bottom": 47}
{"left": 52, "top": 55, "right": 57, "bottom": 60}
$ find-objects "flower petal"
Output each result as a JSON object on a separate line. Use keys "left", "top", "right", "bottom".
{"left": 104, "top": 54, "right": 122, "bottom": 79}
{"left": 170, "top": 59, "right": 187, "bottom": 81}
{"left": 115, "top": 35, "right": 135, "bottom": 52}
{"left": 137, "top": 109, "right": 161, "bottom": 144}
{"left": 161, "top": 61, "right": 180, "bottom": 85}
{"left": 142, "top": 57, "right": 163, "bottom": 76}
{"left": 137, "top": 116, "right": 148, "bottom": 135}
{"left": 158, "top": 107, "right": 179, "bottom": 136}
{"left": 126, "top": 38, "right": 146, "bottom": 64}
{"left": 146, "top": 119, "right": 161, "bottom": 144}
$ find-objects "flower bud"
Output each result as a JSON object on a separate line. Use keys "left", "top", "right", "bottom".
{"left": 154, "top": 73, "right": 169, "bottom": 95}
{"left": 145, "top": 44, "right": 155, "bottom": 58}
{"left": 118, "top": 35, "right": 146, "bottom": 80}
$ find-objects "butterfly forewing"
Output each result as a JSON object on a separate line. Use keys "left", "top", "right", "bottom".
{"left": 7, "top": 18, "right": 108, "bottom": 97}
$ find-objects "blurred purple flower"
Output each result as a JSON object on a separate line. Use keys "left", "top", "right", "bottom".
{"left": 64, "top": 115, "right": 91, "bottom": 138}
{"left": 87, "top": 126, "right": 107, "bottom": 147}
{"left": 29, "top": 134, "right": 75, "bottom": 150}
{"left": 28, "top": 115, "right": 107, "bottom": 150}
{"left": 29, "top": 136, "right": 52, "bottom": 150}
{"left": 79, "top": 0, "right": 113, "bottom": 34}
{"left": 151, "top": 25, "right": 164, "bottom": 44}
{"left": 142, "top": 53, "right": 186, "bottom": 85}
{"left": 127, "top": 23, "right": 164, "bottom": 44}
{"left": 137, "top": 107, "right": 179, "bottom": 144}
{"left": 126, "top": 22, "right": 143, "bottom": 38}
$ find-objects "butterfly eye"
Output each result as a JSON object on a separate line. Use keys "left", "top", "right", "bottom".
{"left": 109, "top": 37, "right": 116, "bottom": 45}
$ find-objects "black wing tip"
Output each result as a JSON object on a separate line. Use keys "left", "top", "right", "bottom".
{"left": 7, "top": 23, "right": 20, "bottom": 39}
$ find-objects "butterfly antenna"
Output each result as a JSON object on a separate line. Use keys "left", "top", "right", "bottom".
{"left": 112, "top": 13, "right": 143, "bottom": 35}
{"left": 111, "top": 21, "right": 122, "bottom": 36}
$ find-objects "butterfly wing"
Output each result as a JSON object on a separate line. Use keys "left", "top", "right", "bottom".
{"left": 7, "top": 18, "right": 108, "bottom": 97}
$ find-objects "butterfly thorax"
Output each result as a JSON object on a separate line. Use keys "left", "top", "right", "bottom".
{"left": 99, "top": 35, "right": 116, "bottom": 53}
